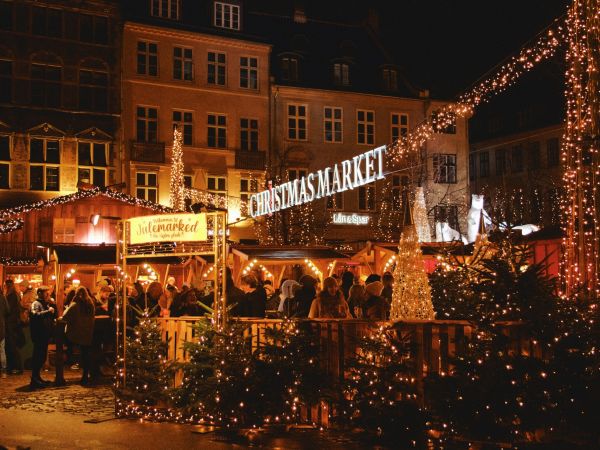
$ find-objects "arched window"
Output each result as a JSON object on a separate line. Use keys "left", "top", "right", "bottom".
{"left": 78, "top": 59, "right": 109, "bottom": 112}
{"left": 0, "top": 47, "right": 13, "bottom": 103}
{"left": 30, "top": 52, "right": 62, "bottom": 107}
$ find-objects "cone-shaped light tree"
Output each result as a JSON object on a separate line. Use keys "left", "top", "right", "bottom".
{"left": 169, "top": 126, "right": 186, "bottom": 211}
{"left": 390, "top": 199, "right": 435, "bottom": 320}
{"left": 413, "top": 186, "right": 431, "bottom": 243}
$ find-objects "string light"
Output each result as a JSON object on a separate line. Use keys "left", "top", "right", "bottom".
{"left": 169, "top": 126, "right": 186, "bottom": 211}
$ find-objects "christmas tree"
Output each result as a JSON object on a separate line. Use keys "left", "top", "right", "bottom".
{"left": 413, "top": 186, "right": 431, "bottom": 243}
{"left": 390, "top": 202, "right": 435, "bottom": 320}
{"left": 169, "top": 126, "right": 186, "bottom": 211}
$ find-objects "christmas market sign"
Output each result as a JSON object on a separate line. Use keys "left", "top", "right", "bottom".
{"left": 249, "top": 145, "right": 386, "bottom": 218}
{"left": 127, "top": 213, "right": 207, "bottom": 245}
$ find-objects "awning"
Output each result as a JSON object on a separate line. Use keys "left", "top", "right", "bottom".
{"left": 51, "top": 244, "right": 188, "bottom": 265}
{"left": 232, "top": 245, "right": 350, "bottom": 262}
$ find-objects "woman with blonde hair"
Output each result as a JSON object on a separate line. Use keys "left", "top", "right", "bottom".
{"left": 308, "top": 277, "right": 351, "bottom": 319}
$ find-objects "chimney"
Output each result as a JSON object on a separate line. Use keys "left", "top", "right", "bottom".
{"left": 293, "top": 0, "right": 306, "bottom": 23}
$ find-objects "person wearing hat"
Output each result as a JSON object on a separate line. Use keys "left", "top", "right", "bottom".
{"left": 29, "top": 285, "right": 55, "bottom": 388}
{"left": 364, "top": 280, "right": 387, "bottom": 320}
{"left": 277, "top": 279, "right": 301, "bottom": 317}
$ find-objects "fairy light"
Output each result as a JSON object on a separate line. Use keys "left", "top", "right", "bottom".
{"left": 169, "top": 126, "right": 186, "bottom": 211}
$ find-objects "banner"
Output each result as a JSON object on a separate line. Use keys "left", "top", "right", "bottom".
{"left": 128, "top": 213, "right": 207, "bottom": 245}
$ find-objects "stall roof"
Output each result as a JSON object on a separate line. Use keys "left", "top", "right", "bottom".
{"left": 51, "top": 244, "right": 189, "bottom": 265}
{"left": 232, "top": 245, "right": 350, "bottom": 262}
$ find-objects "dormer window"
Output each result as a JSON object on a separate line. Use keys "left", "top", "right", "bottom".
{"left": 214, "top": 2, "right": 240, "bottom": 30}
{"left": 333, "top": 63, "right": 350, "bottom": 86}
{"left": 382, "top": 68, "right": 398, "bottom": 91}
{"left": 151, "top": 0, "right": 180, "bottom": 20}
{"left": 281, "top": 56, "right": 299, "bottom": 82}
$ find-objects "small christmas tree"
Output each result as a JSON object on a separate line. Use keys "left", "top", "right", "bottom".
{"left": 390, "top": 202, "right": 435, "bottom": 320}
{"left": 169, "top": 126, "right": 185, "bottom": 211}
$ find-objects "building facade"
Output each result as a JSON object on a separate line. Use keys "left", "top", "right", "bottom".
{"left": 0, "top": 0, "right": 121, "bottom": 207}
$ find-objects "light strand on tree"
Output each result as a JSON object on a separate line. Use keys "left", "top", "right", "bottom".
{"left": 169, "top": 126, "right": 186, "bottom": 211}
{"left": 413, "top": 186, "right": 432, "bottom": 242}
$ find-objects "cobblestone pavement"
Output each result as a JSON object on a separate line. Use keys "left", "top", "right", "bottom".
{"left": 0, "top": 369, "right": 114, "bottom": 419}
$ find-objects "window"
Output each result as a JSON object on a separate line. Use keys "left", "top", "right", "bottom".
{"left": 528, "top": 141, "right": 541, "bottom": 169}
{"left": 136, "top": 172, "right": 158, "bottom": 202}
{"left": 207, "top": 176, "right": 227, "bottom": 203}
{"left": 32, "top": 7, "right": 62, "bottom": 38}
{"left": 78, "top": 141, "right": 107, "bottom": 187}
{"left": 479, "top": 151, "right": 489, "bottom": 177}
{"left": 173, "top": 47, "right": 193, "bottom": 81}
{"left": 281, "top": 56, "right": 299, "bottom": 81}
{"left": 173, "top": 110, "right": 193, "bottom": 145}
{"left": 547, "top": 138, "right": 560, "bottom": 167}
{"left": 358, "top": 184, "right": 375, "bottom": 211}
{"left": 207, "top": 114, "right": 227, "bottom": 148}
{"left": 0, "top": 2, "right": 13, "bottom": 31}
{"left": 240, "top": 56, "right": 258, "bottom": 89}
{"left": 382, "top": 68, "right": 398, "bottom": 91}
{"left": 495, "top": 149, "right": 506, "bottom": 176}
{"left": 240, "top": 118, "right": 258, "bottom": 151}
{"left": 391, "top": 175, "right": 408, "bottom": 211}
{"left": 137, "top": 41, "right": 158, "bottom": 76}
{"left": 53, "top": 218, "right": 75, "bottom": 243}
{"left": 79, "top": 15, "right": 108, "bottom": 44}
{"left": 151, "top": 0, "right": 180, "bottom": 20}
{"left": 469, "top": 154, "right": 476, "bottom": 181}
{"left": 0, "top": 58, "right": 12, "bottom": 103}
{"left": 240, "top": 178, "right": 257, "bottom": 216}
{"left": 323, "top": 170, "right": 344, "bottom": 209}
{"left": 357, "top": 110, "right": 374, "bottom": 145}
{"left": 324, "top": 107, "right": 342, "bottom": 143}
{"left": 433, "top": 153, "right": 457, "bottom": 184}
{"left": 214, "top": 2, "right": 240, "bottom": 30}
{"left": 511, "top": 145, "right": 523, "bottom": 173}
{"left": 391, "top": 113, "right": 409, "bottom": 141}
{"left": 287, "top": 169, "right": 307, "bottom": 181}
{"left": 333, "top": 63, "right": 350, "bottom": 86}
{"left": 30, "top": 59, "right": 62, "bottom": 107}
{"left": 79, "top": 62, "right": 108, "bottom": 112}
{"left": 434, "top": 205, "right": 459, "bottom": 232}
{"left": 0, "top": 136, "right": 10, "bottom": 189}
{"left": 29, "top": 138, "right": 60, "bottom": 191}
{"left": 207, "top": 52, "right": 226, "bottom": 85}
{"left": 431, "top": 110, "right": 457, "bottom": 134}
{"left": 137, "top": 107, "right": 158, "bottom": 143}
{"left": 287, "top": 104, "right": 307, "bottom": 140}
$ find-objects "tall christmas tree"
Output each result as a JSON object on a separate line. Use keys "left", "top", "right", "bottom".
{"left": 390, "top": 201, "right": 435, "bottom": 320}
{"left": 169, "top": 126, "right": 186, "bottom": 211}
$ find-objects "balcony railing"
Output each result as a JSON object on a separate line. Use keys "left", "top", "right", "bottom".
{"left": 235, "top": 150, "right": 266, "bottom": 170}
{"left": 130, "top": 141, "right": 165, "bottom": 163}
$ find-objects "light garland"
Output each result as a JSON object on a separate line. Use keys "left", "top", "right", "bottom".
{"left": 413, "top": 186, "right": 431, "bottom": 242}
{"left": 0, "top": 218, "right": 24, "bottom": 234}
{"left": 304, "top": 259, "right": 322, "bottom": 279}
{"left": 169, "top": 127, "right": 186, "bottom": 211}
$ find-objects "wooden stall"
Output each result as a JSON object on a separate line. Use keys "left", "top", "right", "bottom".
{"left": 230, "top": 245, "right": 350, "bottom": 287}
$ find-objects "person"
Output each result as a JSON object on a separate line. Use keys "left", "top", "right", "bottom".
{"left": 263, "top": 280, "right": 278, "bottom": 311}
{"left": 4, "top": 279, "right": 24, "bottom": 375}
{"left": 340, "top": 271, "right": 355, "bottom": 302}
{"left": 347, "top": 284, "right": 366, "bottom": 318}
{"left": 95, "top": 285, "right": 112, "bottom": 317}
{"left": 364, "top": 280, "right": 387, "bottom": 320}
{"left": 277, "top": 279, "right": 301, "bottom": 317}
{"left": 294, "top": 275, "right": 318, "bottom": 318}
{"left": 308, "top": 277, "right": 352, "bottom": 319}
{"left": 0, "top": 288, "right": 8, "bottom": 378}
{"left": 29, "top": 286, "right": 55, "bottom": 389}
{"left": 240, "top": 274, "right": 266, "bottom": 318}
{"left": 170, "top": 289, "right": 203, "bottom": 317}
{"left": 365, "top": 273, "right": 382, "bottom": 285}
{"left": 61, "top": 287, "right": 95, "bottom": 385}
{"left": 381, "top": 273, "right": 394, "bottom": 306}
{"left": 166, "top": 276, "right": 178, "bottom": 292}
{"left": 225, "top": 268, "right": 245, "bottom": 317}
{"left": 145, "top": 282, "right": 163, "bottom": 316}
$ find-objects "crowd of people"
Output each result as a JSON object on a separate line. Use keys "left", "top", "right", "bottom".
{"left": 0, "top": 268, "right": 395, "bottom": 388}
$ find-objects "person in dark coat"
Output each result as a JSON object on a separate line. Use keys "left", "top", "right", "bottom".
{"left": 364, "top": 281, "right": 388, "bottom": 320}
{"left": 240, "top": 274, "right": 266, "bottom": 318}
{"left": 226, "top": 268, "right": 245, "bottom": 317}
{"left": 340, "top": 271, "right": 355, "bottom": 302}
{"left": 0, "top": 290, "right": 8, "bottom": 376}
{"left": 29, "top": 286, "right": 55, "bottom": 388}
{"left": 381, "top": 273, "right": 394, "bottom": 307}
{"left": 4, "top": 279, "right": 24, "bottom": 374}
{"left": 62, "top": 287, "right": 95, "bottom": 385}
{"left": 293, "top": 275, "right": 317, "bottom": 318}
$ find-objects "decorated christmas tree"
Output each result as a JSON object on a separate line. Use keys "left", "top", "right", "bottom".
{"left": 390, "top": 202, "right": 435, "bottom": 320}
{"left": 169, "top": 126, "right": 186, "bottom": 211}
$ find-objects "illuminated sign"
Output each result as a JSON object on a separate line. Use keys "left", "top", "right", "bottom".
{"left": 332, "top": 212, "right": 371, "bottom": 225}
{"left": 127, "top": 213, "right": 207, "bottom": 245}
{"left": 249, "top": 146, "right": 386, "bottom": 218}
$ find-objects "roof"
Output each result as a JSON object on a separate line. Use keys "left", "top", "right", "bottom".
{"left": 353, "top": 241, "right": 473, "bottom": 259}
{"left": 232, "top": 245, "right": 350, "bottom": 262}
{"left": 51, "top": 244, "right": 187, "bottom": 265}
